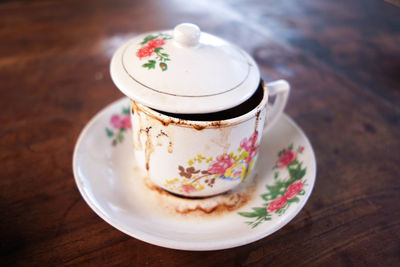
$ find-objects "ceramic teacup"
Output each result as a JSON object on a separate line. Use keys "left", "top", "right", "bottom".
{"left": 130, "top": 79, "right": 290, "bottom": 197}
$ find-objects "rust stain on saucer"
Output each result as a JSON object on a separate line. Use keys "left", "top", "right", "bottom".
{"left": 141, "top": 172, "right": 259, "bottom": 218}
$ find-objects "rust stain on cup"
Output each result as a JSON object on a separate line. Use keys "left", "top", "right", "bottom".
{"left": 155, "top": 130, "right": 173, "bottom": 153}
{"left": 138, "top": 126, "right": 153, "bottom": 171}
{"left": 131, "top": 99, "right": 228, "bottom": 131}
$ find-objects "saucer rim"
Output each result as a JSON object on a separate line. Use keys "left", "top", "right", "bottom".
{"left": 72, "top": 97, "right": 317, "bottom": 251}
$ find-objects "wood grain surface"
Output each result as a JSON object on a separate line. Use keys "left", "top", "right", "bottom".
{"left": 1, "top": 0, "right": 399, "bottom": 266}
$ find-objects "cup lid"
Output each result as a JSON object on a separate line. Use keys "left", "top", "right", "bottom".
{"left": 110, "top": 23, "right": 260, "bottom": 114}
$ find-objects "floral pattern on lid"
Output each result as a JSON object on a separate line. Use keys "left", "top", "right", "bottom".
{"left": 136, "top": 33, "right": 172, "bottom": 71}
{"left": 110, "top": 23, "right": 260, "bottom": 114}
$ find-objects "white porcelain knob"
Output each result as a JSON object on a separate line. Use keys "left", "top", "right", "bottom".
{"left": 173, "top": 23, "right": 200, "bottom": 47}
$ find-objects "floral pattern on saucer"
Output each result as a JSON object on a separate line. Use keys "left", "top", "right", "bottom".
{"left": 105, "top": 106, "right": 131, "bottom": 146}
{"left": 74, "top": 97, "right": 316, "bottom": 251}
{"left": 164, "top": 131, "right": 260, "bottom": 194}
{"left": 238, "top": 144, "right": 307, "bottom": 228}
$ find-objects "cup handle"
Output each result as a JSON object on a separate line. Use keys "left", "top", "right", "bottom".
{"left": 263, "top": 79, "right": 290, "bottom": 133}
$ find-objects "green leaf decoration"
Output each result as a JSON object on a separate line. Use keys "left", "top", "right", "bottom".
{"left": 276, "top": 206, "right": 288, "bottom": 215}
{"left": 288, "top": 167, "right": 297, "bottom": 179}
{"left": 118, "top": 131, "right": 124, "bottom": 143}
{"left": 122, "top": 107, "right": 130, "bottom": 115}
{"left": 142, "top": 60, "right": 156, "bottom": 69}
{"left": 140, "top": 35, "right": 157, "bottom": 45}
{"left": 264, "top": 181, "right": 286, "bottom": 199}
{"left": 154, "top": 47, "right": 163, "bottom": 53}
{"left": 287, "top": 159, "right": 299, "bottom": 168}
{"left": 274, "top": 171, "right": 279, "bottom": 179}
{"left": 252, "top": 207, "right": 268, "bottom": 216}
{"left": 106, "top": 128, "right": 114, "bottom": 137}
{"left": 160, "top": 34, "right": 172, "bottom": 40}
{"left": 287, "top": 197, "right": 300, "bottom": 204}
{"left": 288, "top": 163, "right": 306, "bottom": 181}
{"left": 238, "top": 212, "right": 258, "bottom": 218}
{"left": 298, "top": 168, "right": 306, "bottom": 179}
{"left": 288, "top": 143, "right": 294, "bottom": 150}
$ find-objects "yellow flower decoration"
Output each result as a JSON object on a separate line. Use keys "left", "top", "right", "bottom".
{"left": 224, "top": 162, "right": 247, "bottom": 180}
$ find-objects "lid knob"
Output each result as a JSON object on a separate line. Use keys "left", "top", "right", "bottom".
{"left": 173, "top": 23, "right": 200, "bottom": 47}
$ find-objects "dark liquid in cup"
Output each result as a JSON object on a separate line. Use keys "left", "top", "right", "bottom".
{"left": 154, "top": 81, "right": 264, "bottom": 121}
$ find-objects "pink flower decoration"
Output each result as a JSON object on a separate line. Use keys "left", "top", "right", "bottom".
{"left": 240, "top": 131, "right": 259, "bottom": 164}
{"left": 111, "top": 115, "right": 131, "bottom": 129}
{"left": 137, "top": 45, "right": 155, "bottom": 59}
{"left": 147, "top": 39, "right": 165, "bottom": 48}
{"left": 240, "top": 131, "right": 259, "bottom": 152}
{"left": 248, "top": 146, "right": 259, "bottom": 163}
{"left": 299, "top": 146, "right": 304, "bottom": 153}
{"left": 267, "top": 196, "right": 287, "bottom": 212}
{"left": 208, "top": 154, "right": 235, "bottom": 175}
{"left": 120, "top": 115, "right": 131, "bottom": 129}
{"left": 110, "top": 115, "right": 122, "bottom": 128}
{"left": 276, "top": 150, "right": 297, "bottom": 168}
{"left": 182, "top": 184, "right": 196, "bottom": 194}
{"left": 285, "top": 181, "right": 304, "bottom": 200}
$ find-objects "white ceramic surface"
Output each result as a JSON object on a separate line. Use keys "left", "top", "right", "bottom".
{"left": 110, "top": 23, "right": 260, "bottom": 113}
{"left": 73, "top": 98, "right": 316, "bottom": 251}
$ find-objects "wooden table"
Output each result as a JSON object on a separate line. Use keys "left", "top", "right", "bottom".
{"left": 1, "top": 0, "right": 399, "bottom": 265}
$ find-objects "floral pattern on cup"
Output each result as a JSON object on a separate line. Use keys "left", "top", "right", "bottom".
{"left": 238, "top": 144, "right": 306, "bottom": 228}
{"left": 105, "top": 107, "right": 131, "bottom": 146}
{"left": 164, "top": 131, "right": 260, "bottom": 194}
{"left": 137, "top": 33, "right": 172, "bottom": 71}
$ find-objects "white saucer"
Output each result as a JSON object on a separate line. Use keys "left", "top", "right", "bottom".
{"left": 73, "top": 98, "right": 316, "bottom": 251}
